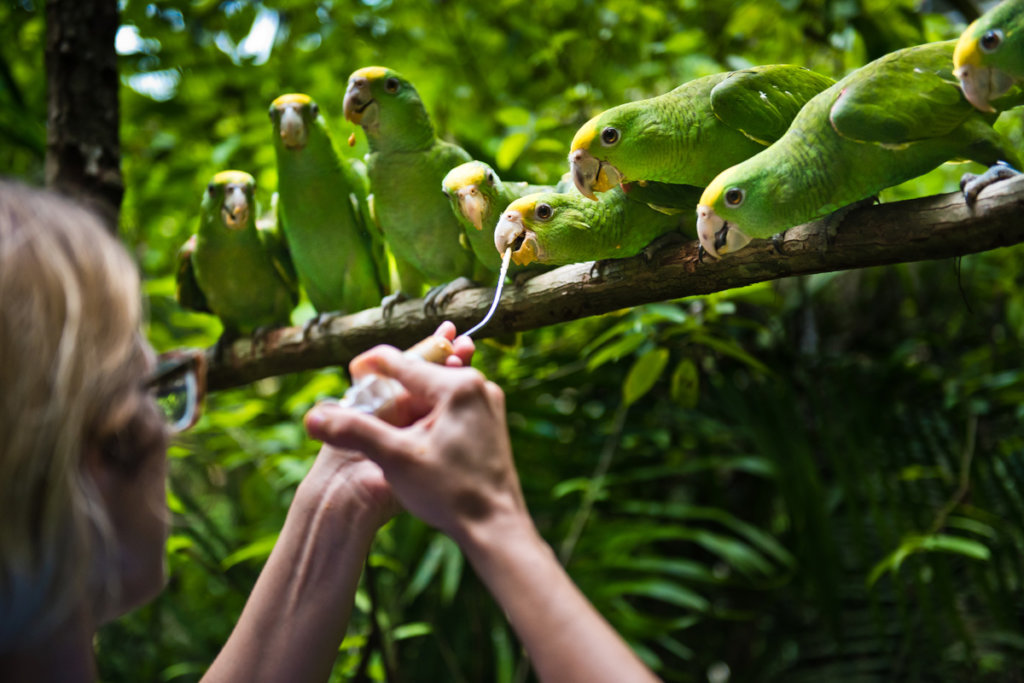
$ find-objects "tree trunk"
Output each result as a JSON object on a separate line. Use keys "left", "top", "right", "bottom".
{"left": 45, "top": 0, "right": 122, "bottom": 230}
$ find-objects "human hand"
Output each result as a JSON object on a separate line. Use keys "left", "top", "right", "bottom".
{"left": 300, "top": 322, "right": 478, "bottom": 531}
{"left": 304, "top": 324, "right": 527, "bottom": 543}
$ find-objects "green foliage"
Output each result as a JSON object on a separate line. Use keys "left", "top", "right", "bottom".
{"left": 7, "top": 0, "right": 1024, "bottom": 680}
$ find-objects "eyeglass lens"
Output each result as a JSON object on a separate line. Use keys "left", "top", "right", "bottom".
{"left": 154, "top": 366, "right": 198, "bottom": 432}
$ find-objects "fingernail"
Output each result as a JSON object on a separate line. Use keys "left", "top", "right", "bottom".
{"left": 305, "top": 407, "right": 326, "bottom": 434}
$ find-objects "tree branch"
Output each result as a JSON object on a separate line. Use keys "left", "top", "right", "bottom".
{"left": 206, "top": 176, "right": 1024, "bottom": 391}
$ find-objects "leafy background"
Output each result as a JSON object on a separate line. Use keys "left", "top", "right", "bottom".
{"left": 4, "top": 0, "right": 1024, "bottom": 680}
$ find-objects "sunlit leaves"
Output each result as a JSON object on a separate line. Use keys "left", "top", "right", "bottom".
{"left": 37, "top": 0, "right": 1023, "bottom": 680}
{"left": 623, "top": 347, "right": 669, "bottom": 406}
{"left": 867, "top": 533, "right": 992, "bottom": 587}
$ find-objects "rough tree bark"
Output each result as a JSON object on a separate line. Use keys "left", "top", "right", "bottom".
{"left": 45, "top": 0, "right": 122, "bottom": 229}
{"left": 206, "top": 175, "right": 1024, "bottom": 391}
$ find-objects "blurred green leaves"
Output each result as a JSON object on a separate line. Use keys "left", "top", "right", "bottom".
{"left": 6, "top": 0, "right": 1024, "bottom": 680}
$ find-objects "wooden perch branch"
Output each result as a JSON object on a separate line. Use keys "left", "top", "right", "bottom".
{"left": 206, "top": 175, "right": 1024, "bottom": 391}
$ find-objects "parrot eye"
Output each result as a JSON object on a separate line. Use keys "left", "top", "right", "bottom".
{"left": 486, "top": 171, "right": 495, "bottom": 184}
{"left": 385, "top": 77, "right": 400, "bottom": 93}
{"left": 600, "top": 127, "right": 620, "bottom": 146}
{"left": 535, "top": 203, "right": 553, "bottom": 220}
{"left": 310, "top": 102, "right": 320, "bottom": 118}
{"left": 980, "top": 29, "right": 1004, "bottom": 53}
{"left": 267, "top": 106, "right": 276, "bottom": 120}
{"left": 207, "top": 182, "right": 217, "bottom": 196}
{"left": 724, "top": 188, "right": 745, "bottom": 207}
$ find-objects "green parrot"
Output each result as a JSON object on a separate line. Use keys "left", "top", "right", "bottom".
{"left": 176, "top": 170, "right": 298, "bottom": 336}
{"left": 567, "top": 65, "right": 836, "bottom": 202}
{"left": 954, "top": 0, "right": 1024, "bottom": 113}
{"left": 695, "top": 40, "right": 1024, "bottom": 259}
{"left": 441, "top": 161, "right": 572, "bottom": 274}
{"left": 342, "top": 66, "right": 481, "bottom": 312}
{"left": 269, "top": 93, "right": 387, "bottom": 315}
{"left": 492, "top": 185, "right": 700, "bottom": 267}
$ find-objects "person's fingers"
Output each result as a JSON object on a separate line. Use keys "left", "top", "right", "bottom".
{"left": 304, "top": 402, "right": 421, "bottom": 469}
{"left": 349, "top": 344, "right": 402, "bottom": 380}
{"left": 447, "top": 334, "right": 475, "bottom": 367}
{"left": 352, "top": 343, "right": 484, "bottom": 406}
{"left": 433, "top": 320, "right": 457, "bottom": 340}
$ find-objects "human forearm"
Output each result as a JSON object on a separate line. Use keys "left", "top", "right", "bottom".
{"left": 457, "top": 514, "right": 660, "bottom": 683}
{"left": 202, "top": 453, "right": 384, "bottom": 683}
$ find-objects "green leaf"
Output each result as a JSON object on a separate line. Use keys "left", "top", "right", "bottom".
{"left": 404, "top": 534, "right": 447, "bottom": 603}
{"left": 393, "top": 622, "right": 433, "bottom": 641}
{"left": 670, "top": 358, "right": 699, "bottom": 409}
{"left": 495, "top": 106, "right": 530, "bottom": 127}
{"left": 552, "top": 476, "right": 592, "bottom": 500}
{"left": 586, "top": 331, "right": 646, "bottom": 372}
{"left": 221, "top": 533, "right": 279, "bottom": 570}
{"left": 441, "top": 536, "right": 465, "bottom": 604}
{"left": 868, "top": 534, "right": 992, "bottom": 587}
{"left": 495, "top": 132, "right": 530, "bottom": 170}
{"left": 623, "top": 347, "right": 669, "bottom": 406}
{"left": 599, "top": 579, "right": 709, "bottom": 612}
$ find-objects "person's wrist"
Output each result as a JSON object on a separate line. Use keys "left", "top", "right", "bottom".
{"left": 294, "top": 458, "right": 393, "bottom": 537}
{"left": 452, "top": 501, "right": 541, "bottom": 562}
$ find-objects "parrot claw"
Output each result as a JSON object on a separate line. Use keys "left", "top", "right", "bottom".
{"left": 961, "top": 161, "right": 1019, "bottom": 206}
{"left": 770, "top": 232, "right": 786, "bottom": 254}
{"left": 300, "top": 313, "right": 331, "bottom": 342}
{"left": 380, "top": 291, "right": 409, "bottom": 321}
{"left": 251, "top": 324, "right": 278, "bottom": 356}
{"left": 817, "top": 196, "right": 876, "bottom": 251}
{"left": 212, "top": 328, "right": 244, "bottom": 365}
{"left": 423, "top": 277, "right": 476, "bottom": 315}
{"left": 511, "top": 267, "right": 546, "bottom": 288}
{"left": 641, "top": 231, "right": 686, "bottom": 263}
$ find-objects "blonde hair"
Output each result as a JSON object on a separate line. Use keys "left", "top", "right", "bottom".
{"left": 0, "top": 179, "right": 146, "bottom": 649}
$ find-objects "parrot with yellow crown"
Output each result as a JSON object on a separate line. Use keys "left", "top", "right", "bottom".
{"left": 344, "top": 66, "right": 485, "bottom": 314}
{"left": 269, "top": 93, "right": 387, "bottom": 315}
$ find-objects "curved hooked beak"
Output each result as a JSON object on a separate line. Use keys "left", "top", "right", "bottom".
{"left": 569, "top": 148, "right": 623, "bottom": 200}
{"left": 953, "top": 37, "right": 1013, "bottom": 113}
{"left": 695, "top": 204, "right": 750, "bottom": 259}
{"left": 494, "top": 210, "right": 539, "bottom": 266}
{"left": 222, "top": 185, "right": 250, "bottom": 230}
{"left": 955, "top": 63, "right": 1014, "bottom": 114}
{"left": 456, "top": 185, "right": 487, "bottom": 231}
{"left": 279, "top": 105, "right": 308, "bottom": 149}
{"left": 343, "top": 77, "right": 378, "bottom": 129}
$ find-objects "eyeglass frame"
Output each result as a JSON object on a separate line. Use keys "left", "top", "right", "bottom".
{"left": 145, "top": 348, "right": 208, "bottom": 433}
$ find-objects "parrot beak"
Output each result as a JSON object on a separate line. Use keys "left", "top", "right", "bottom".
{"left": 953, "top": 36, "right": 1014, "bottom": 113}
{"left": 955, "top": 64, "right": 1014, "bottom": 114}
{"left": 279, "top": 105, "right": 308, "bottom": 149}
{"left": 456, "top": 185, "right": 487, "bottom": 231}
{"left": 569, "top": 148, "right": 622, "bottom": 200}
{"left": 343, "top": 77, "right": 378, "bottom": 130}
{"left": 495, "top": 210, "right": 539, "bottom": 266}
{"left": 696, "top": 204, "right": 751, "bottom": 259}
{"left": 222, "top": 185, "right": 250, "bottom": 230}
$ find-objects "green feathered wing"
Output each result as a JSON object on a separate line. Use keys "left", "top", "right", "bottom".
{"left": 697, "top": 40, "right": 1023, "bottom": 256}
{"left": 271, "top": 94, "right": 387, "bottom": 315}
{"left": 344, "top": 67, "right": 480, "bottom": 304}
{"left": 568, "top": 65, "right": 836, "bottom": 199}
{"left": 179, "top": 171, "right": 298, "bottom": 335}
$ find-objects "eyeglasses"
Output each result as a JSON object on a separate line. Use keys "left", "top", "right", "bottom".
{"left": 146, "top": 349, "right": 207, "bottom": 433}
